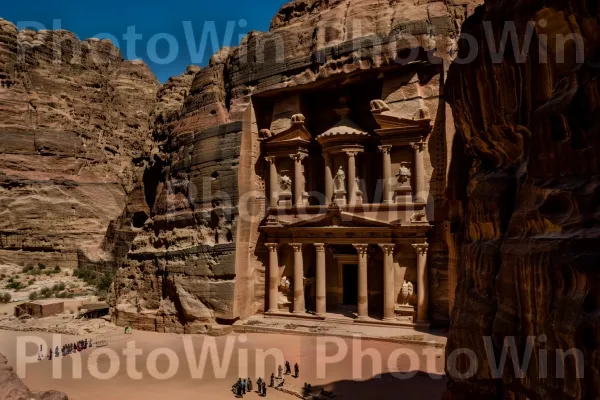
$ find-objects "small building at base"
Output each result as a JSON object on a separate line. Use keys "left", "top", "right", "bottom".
{"left": 14, "top": 300, "right": 64, "bottom": 318}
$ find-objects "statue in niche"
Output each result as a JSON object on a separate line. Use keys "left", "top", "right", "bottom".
{"left": 334, "top": 166, "right": 346, "bottom": 192}
{"left": 279, "top": 276, "right": 291, "bottom": 293}
{"left": 279, "top": 174, "right": 292, "bottom": 193}
{"left": 395, "top": 161, "right": 412, "bottom": 185}
{"left": 400, "top": 280, "right": 414, "bottom": 305}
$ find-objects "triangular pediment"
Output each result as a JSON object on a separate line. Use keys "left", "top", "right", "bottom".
{"left": 264, "top": 123, "right": 312, "bottom": 146}
{"left": 287, "top": 208, "right": 392, "bottom": 229}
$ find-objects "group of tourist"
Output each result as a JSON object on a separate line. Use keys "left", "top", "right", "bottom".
{"left": 36, "top": 339, "right": 93, "bottom": 361}
{"left": 232, "top": 377, "right": 267, "bottom": 397}
{"left": 231, "top": 361, "right": 301, "bottom": 398}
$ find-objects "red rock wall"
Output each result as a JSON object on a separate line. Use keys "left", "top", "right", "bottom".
{"left": 445, "top": 1, "right": 600, "bottom": 398}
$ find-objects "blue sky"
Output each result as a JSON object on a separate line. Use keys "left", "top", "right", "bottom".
{"left": 2, "top": 0, "right": 287, "bottom": 82}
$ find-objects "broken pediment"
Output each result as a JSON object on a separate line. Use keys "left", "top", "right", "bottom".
{"left": 370, "top": 100, "right": 431, "bottom": 142}
{"left": 262, "top": 113, "right": 313, "bottom": 151}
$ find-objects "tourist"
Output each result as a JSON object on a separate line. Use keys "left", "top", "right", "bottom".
{"left": 285, "top": 361, "right": 291, "bottom": 375}
{"left": 294, "top": 363, "right": 299, "bottom": 378}
{"left": 242, "top": 379, "right": 247, "bottom": 394}
{"left": 55, "top": 346, "right": 60, "bottom": 358}
{"left": 247, "top": 378, "right": 253, "bottom": 392}
{"left": 278, "top": 364, "right": 283, "bottom": 379}
{"left": 270, "top": 373, "right": 275, "bottom": 387}
{"left": 256, "top": 377, "right": 262, "bottom": 392}
{"left": 37, "top": 345, "right": 43, "bottom": 361}
{"left": 262, "top": 382, "right": 267, "bottom": 397}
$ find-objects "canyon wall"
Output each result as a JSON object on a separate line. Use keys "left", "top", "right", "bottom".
{"left": 112, "top": 0, "right": 481, "bottom": 332}
{"left": 445, "top": 1, "right": 600, "bottom": 398}
{"left": 0, "top": 18, "right": 158, "bottom": 269}
{"left": 0, "top": 353, "right": 67, "bottom": 400}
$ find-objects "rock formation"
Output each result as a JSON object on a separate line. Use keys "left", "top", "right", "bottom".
{"left": 112, "top": 0, "right": 482, "bottom": 332}
{"left": 0, "top": 353, "right": 67, "bottom": 399}
{"left": 444, "top": 1, "right": 600, "bottom": 399}
{"left": 0, "top": 18, "right": 158, "bottom": 269}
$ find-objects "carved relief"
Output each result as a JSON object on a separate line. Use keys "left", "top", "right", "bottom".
{"left": 395, "top": 161, "right": 412, "bottom": 185}
{"left": 279, "top": 174, "right": 292, "bottom": 193}
{"left": 334, "top": 166, "right": 346, "bottom": 192}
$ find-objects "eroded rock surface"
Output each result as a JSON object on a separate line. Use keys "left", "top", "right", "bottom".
{"left": 445, "top": 1, "right": 600, "bottom": 398}
{"left": 0, "top": 18, "right": 158, "bottom": 268}
{"left": 0, "top": 353, "right": 67, "bottom": 399}
{"left": 112, "top": 0, "right": 482, "bottom": 332}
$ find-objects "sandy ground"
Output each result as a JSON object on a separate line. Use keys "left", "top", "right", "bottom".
{"left": 0, "top": 328, "right": 447, "bottom": 400}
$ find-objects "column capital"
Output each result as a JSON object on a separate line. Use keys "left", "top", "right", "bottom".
{"left": 290, "top": 243, "right": 303, "bottom": 252}
{"left": 314, "top": 243, "right": 326, "bottom": 252}
{"left": 290, "top": 153, "right": 308, "bottom": 162}
{"left": 353, "top": 244, "right": 369, "bottom": 255}
{"left": 264, "top": 156, "right": 277, "bottom": 164}
{"left": 265, "top": 243, "right": 279, "bottom": 252}
{"left": 412, "top": 243, "right": 429, "bottom": 255}
{"left": 378, "top": 145, "right": 392, "bottom": 154}
{"left": 411, "top": 141, "right": 426, "bottom": 152}
{"left": 345, "top": 150, "right": 360, "bottom": 158}
{"left": 378, "top": 244, "right": 395, "bottom": 256}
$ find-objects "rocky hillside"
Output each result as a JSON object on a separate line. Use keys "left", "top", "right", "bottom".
{"left": 0, "top": 353, "right": 66, "bottom": 399}
{"left": 444, "top": 1, "right": 600, "bottom": 399}
{"left": 0, "top": 18, "right": 158, "bottom": 269}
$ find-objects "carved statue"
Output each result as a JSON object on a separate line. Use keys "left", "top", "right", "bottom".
{"left": 395, "top": 161, "right": 412, "bottom": 185}
{"left": 401, "top": 280, "right": 414, "bottom": 305}
{"left": 279, "top": 174, "right": 292, "bottom": 193}
{"left": 334, "top": 166, "right": 346, "bottom": 192}
{"left": 279, "top": 276, "right": 291, "bottom": 293}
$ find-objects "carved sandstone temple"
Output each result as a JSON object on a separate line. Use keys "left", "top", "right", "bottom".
{"left": 258, "top": 99, "right": 434, "bottom": 326}
{"left": 112, "top": 0, "right": 478, "bottom": 333}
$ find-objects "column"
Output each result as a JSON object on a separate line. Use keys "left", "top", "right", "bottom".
{"left": 291, "top": 153, "right": 307, "bottom": 206}
{"left": 412, "top": 243, "right": 429, "bottom": 322}
{"left": 378, "top": 145, "right": 393, "bottom": 204}
{"left": 291, "top": 243, "right": 305, "bottom": 313}
{"left": 315, "top": 243, "right": 326, "bottom": 316}
{"left": 353, "top": 244, "right": 369, "bottom": 319}
{"left": 266, "top": 243, "right": 279, "bottom": 313}
{"left": 324, "top": 153, "right": 333, "bottom": 205}
{"left": 265, "top": 156, "right": 278, "bottom": 207}
{"left": 346, "top": 151, "right": 358, "bottom": 205}
{"left": 412, "top": 141, "right": 426, "bottom": 203}
{"left": 379, "top": 244, "right": 395, "bottom": 320}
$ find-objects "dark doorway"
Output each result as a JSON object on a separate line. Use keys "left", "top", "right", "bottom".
{"left": 343, "top": 264, "right": 359, "bottom": 305}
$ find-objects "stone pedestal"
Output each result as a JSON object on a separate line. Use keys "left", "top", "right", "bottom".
{"left": 334, "top": 190, "right": 347, "bottom": 206}
{"left": 278, "top": 192, "right": 292, "bottom": 208}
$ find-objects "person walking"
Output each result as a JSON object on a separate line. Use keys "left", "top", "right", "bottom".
{"left": 242, "top": 379, "right": 247, "bottom": 394}
{"left": 247, "top": 378, "right": 253, "bottom": 392}
{"left": 278, "top": 364, "right": 283, "bottom": 379}
{"left": 270, "top": 373, "right": 275, "bottom": 387}
{"left": 285, "top": 361, "right": 291, "bottom": 375}
{"left": 262, "top": 382, "right": 267, "bottom": 397}
{"left": 294, "top": 363, "right": 299, "bottom": 378}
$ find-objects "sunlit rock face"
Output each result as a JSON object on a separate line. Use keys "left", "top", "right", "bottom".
{"left": 444, "top": 1, "right": 600, "bottom": 398}
{"left": 112, "top": 0, "right": 482, "bottom": 333}
{"left": 0, "top": 18, "right": 159, "bottom": 269}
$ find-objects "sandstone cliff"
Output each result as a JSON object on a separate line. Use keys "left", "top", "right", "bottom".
{"left": 0, "top": 353, "right": 67, "bottom": 400}
{"left": 112, "top": 0, "right": 481, "bottom": 332}
{"left": 444, "top": 1, "right": 600, "bottom": 398}
{"left": 0, "top": 18, "right": 158, "bottom": 269}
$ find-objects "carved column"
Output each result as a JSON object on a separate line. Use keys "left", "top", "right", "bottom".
{"left": 378, "top": 145, "right": 393, "bottom": 204}
{"left": 346, "top": 151, "right": 358, "bottom": 205}
{"left": 379, "top": 244, "right": 395, "bottom": 320}
{"left": 291, "top": 153, "right": 307, "bottom": 207}
{"left": 291, "top": 243, "right": 305, "bottom": 313}
{"left": 315, "top": 243, "right": 326, "bottom": 316}
{"left": 266, "top": 243, "right": 279, "bottom": 313}
{"left": 412, "top": 141, "right": 426, "bottom": 203}
{"left": 353, "top": 244, "right": 369, "bottom": 319}
{"left": 412, "top": 243, "right": 429, "bottom": 322}
{"left": 324, "top": 153, "right": 333, "bottom": 205}
{"left": 265, "top": 156, "right": 278, "bottom": 207}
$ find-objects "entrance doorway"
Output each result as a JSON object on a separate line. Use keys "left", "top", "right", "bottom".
{"left": 343, "top": 264, "right": 358, "bottom": 305}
